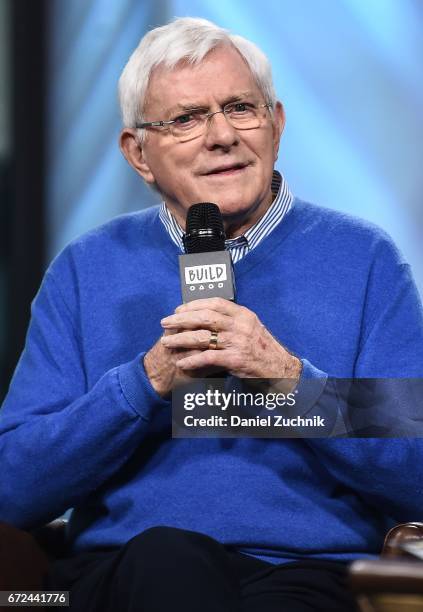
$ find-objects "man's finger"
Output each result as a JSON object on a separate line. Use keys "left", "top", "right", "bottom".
{"left": 161, "top": 309, "right": 232, "bottom": 331}
{"left": 161, "top": 330, "right": 228, "bottom": 350}
{"left": 175, "top": 349, "right": 229, "bottom": 370}
{"left": 175, "top": 297, "right": 240, "bottom": 317}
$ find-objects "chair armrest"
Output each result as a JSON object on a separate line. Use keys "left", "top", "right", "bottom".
{"left": 382, "top": 522, "right": 423, "bottom": 559}
{"left": 349, "top": 523, "right": 423, "bottom": 612}
{"left": 349, "top": 559, "right": 423, "bottom": 595}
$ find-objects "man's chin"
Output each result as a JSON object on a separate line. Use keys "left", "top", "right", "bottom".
{"left": 185, "top": 190, "right": 253, "bottom": 217}
{"left": 219, "top": 202, "right": 263, "bottom": 235}
{"left": 219, "top": 204, "right": 252, "bottom": 219}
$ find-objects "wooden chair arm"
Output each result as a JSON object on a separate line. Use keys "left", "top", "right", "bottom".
{"left": 350, "top": 522, "right": 423, "bottom": 612}
{"left": 349, "top": 559, "right": 423, "bottom": 594}
{"left": 382, "top": 522, "right": 423, "bottom": 560}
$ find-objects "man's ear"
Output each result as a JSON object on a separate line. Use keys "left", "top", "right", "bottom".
{"left": 272, "top": 101, "right": 285, "bottom": 161}
{"left": 119, "top": 129, "right": 155, "bottom": 184}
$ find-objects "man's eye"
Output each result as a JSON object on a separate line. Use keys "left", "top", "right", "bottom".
{"left": 174, "top": 113, "right": 197, "bottom": 125}
{"left": 227, "top": 102, "right": 256, "bottom": 116}
{"left": 233, "top": 103, "right": 248, "bottom": 112}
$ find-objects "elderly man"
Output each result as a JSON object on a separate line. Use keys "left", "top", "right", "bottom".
{"left": 1, "top": 16, "right": 422, "bottom": 612}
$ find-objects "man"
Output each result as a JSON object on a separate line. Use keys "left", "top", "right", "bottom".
{"left": 1, "top": 16, "right": 422, "bottom": 612}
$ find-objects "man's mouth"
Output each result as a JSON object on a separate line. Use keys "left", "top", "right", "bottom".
{"left": 203, "top": 162, "right": 250, "bottom": 176}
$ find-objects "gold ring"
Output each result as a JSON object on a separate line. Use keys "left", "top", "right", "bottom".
{"left": 209, "top": 330, "right": 218, "bottom": 350}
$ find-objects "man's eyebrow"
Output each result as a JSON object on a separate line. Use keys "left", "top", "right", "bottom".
{"left": 166, "top": 92, "right": 255, "bottom": 115}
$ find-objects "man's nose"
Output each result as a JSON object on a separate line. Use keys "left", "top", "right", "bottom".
{"left": 204, "top": 111, "right": 239, "bottom": 149}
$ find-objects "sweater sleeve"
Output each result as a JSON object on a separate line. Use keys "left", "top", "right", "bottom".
{"left": 305, "top": 236, "right": 423, "bottom": 520}
{"left": 0, "top": 259, "right": 169, "bottom": 529}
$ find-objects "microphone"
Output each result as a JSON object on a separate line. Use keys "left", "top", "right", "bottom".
{"left": 179, "top": 203, "right": 236, "bottom": 303}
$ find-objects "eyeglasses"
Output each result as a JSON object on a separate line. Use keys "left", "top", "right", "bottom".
{"left": 136, "top": 101, "right": 272, "bottom": 142}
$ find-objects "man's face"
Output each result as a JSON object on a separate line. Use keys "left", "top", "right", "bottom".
{"left": 121, "top": 45, "right": 285, "bottom": 236}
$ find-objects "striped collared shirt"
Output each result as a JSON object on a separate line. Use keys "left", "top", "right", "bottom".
{"left": 159, "top": 170, "right": 293, "bottom": 263}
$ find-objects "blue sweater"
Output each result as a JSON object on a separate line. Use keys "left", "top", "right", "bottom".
{"left": 1, "top": 199, "right": 423, "bottom": 564}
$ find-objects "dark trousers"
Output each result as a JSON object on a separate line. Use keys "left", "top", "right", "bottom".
{"left": 46, "top": 527, "right": 358, "bottom": 612}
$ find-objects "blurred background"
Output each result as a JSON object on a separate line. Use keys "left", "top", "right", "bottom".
{"left": 1, "top": 0, "right": 422, "bottom": 401}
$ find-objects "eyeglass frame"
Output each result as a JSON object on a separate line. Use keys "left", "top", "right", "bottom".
{"left": 135, "top": 101, "right": 273, "bottom": 136}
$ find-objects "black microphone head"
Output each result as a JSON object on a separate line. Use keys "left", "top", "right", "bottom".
{"left": 183, "top": 202, "right": 226, "bottom": 253}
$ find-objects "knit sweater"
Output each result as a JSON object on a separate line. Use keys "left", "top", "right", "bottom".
{"left": 1, "top": 199, "right": 422, "bottom": 564}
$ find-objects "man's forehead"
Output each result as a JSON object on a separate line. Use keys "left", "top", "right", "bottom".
{"left": 144, "top": 46, "right": 260, "bottom": 113}
{"left": 164, "top": 91, "right": 256, "bottom": 114}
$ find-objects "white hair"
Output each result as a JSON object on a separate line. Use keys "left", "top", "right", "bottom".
{"left": 118, "top": 17, "right": 277, "bottom": 130}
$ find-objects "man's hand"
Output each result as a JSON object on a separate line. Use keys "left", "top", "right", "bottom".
{"left": 160, "top": 298, "right": 302, "bottom": 383}
{"left": 144, "top": 328, "right": 221, "bottom": 398}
